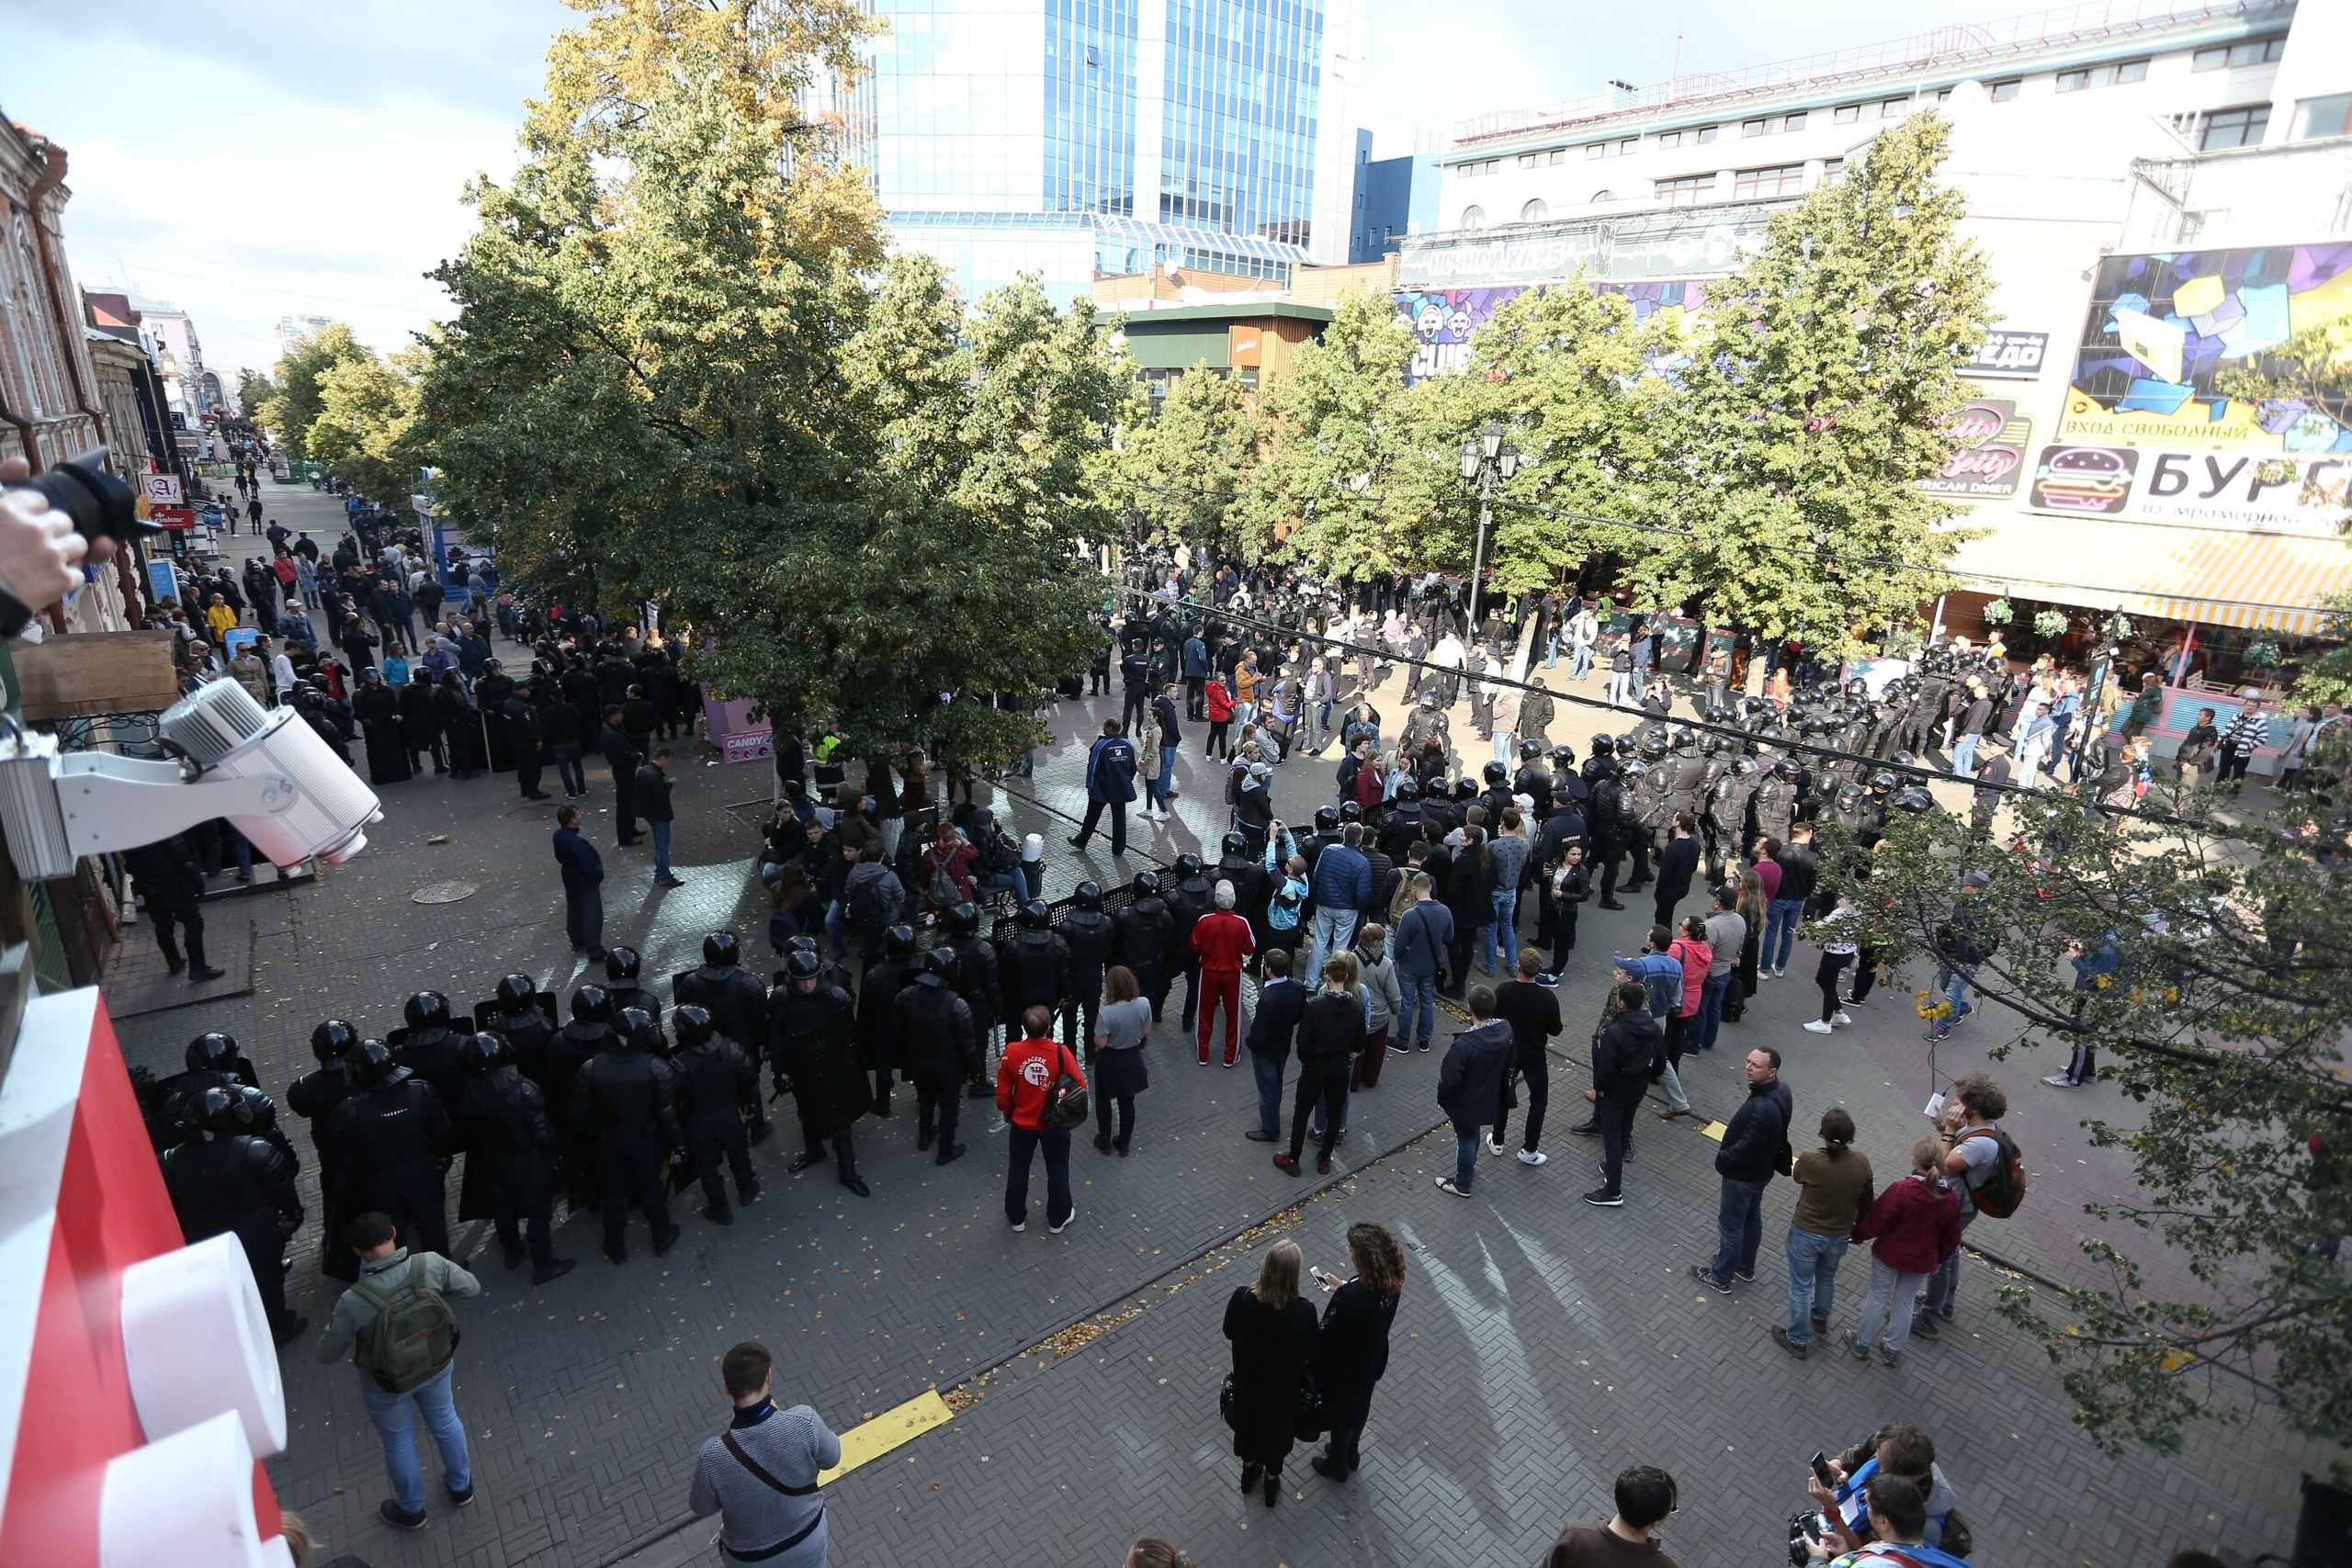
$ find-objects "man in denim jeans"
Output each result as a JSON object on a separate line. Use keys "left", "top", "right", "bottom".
{"left": 1434, "top": 986, "right": 1512, "bottom": 1197}
{"left": 1241, "top": 951, "right": 1306, "bottom": 1141}
{"left": 1928, "top": 871, "right": 1993, "bottom": 1039}
{"left": 1698, "top": 886, "right": 1745, "bottom": 1052}
{"left": 1391, "top": 874, "right": 1453, "bottom": 1052}
{"left": 1763, "top": 824, "right": 1817, "bottom": 978}
{"left": 316, "top": 1211, "right": 483, "bottom": 1530}
{"left": 1690, "top": 1048, "right": 1791, "bottom": 1292}
{"left": 1772, "top": 1107, "right": 1872, "bottom": 1358}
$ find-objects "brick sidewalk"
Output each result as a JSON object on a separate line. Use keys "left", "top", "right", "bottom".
{"left": 98, "top": 558, "right": 2322, "bottom": 1565}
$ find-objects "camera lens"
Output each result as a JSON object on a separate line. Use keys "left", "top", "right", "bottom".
{"left": 2, "top": 449, "right": 148, "bottom": 543}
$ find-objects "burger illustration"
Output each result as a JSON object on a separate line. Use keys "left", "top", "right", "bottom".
{"left": 2032, "top": 446, "right": 2134, "bottom": 513}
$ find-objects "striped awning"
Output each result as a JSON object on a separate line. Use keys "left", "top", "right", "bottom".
{"left": 1947, "top": 516, "right": 2352, "bottom": 637}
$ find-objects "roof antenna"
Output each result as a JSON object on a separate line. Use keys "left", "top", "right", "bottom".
{"left": 1671, "top": 34, "right": 1683, "bottom": 81}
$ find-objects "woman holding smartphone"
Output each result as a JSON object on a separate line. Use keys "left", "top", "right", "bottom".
{"left": 1307, "top": 1222, "right": 1407, "bottom": 1483}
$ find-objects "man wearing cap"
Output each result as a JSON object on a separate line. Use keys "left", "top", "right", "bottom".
{"left": 1190, "top": 880, "right": 1256, "bottom": 1066}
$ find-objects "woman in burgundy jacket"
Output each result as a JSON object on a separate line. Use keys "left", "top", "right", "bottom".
{"left": 1845, "top": 1137, "right": 1963, "bottom": 1367}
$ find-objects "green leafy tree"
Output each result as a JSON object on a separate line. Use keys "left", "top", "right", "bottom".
{"left": 1238, "top": 290, "right": 1430, "bottom": 572}
{"left": 256, "top": 322, "right": 368, "bottom": 459}
{"left": 1655, "top": 111, "right": 1995, "bottom": 652}
{"left": 1115, "top": 363, "right": 1255, "bottom": 551}
{"left": 1815, "top": 785, "right": 2352, "bottom": 1473}
{"left": 234, "top": 367, "right": 278, "bottom": 422}
{"left": 305, "top": 344, "right": 425, "bottom": 517}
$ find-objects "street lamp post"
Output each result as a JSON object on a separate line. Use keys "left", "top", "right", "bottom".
{"left": 1458, "top": 420, "right": 1520, "bottom": 636}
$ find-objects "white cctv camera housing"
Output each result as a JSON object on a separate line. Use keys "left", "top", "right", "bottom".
{"left": 0, "top": 679, "right": 382, "bottom": 881}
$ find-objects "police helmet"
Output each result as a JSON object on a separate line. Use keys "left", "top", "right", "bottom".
{"left": 1074, "top": 880, "right": 1104, "bottom": 912}
{"left": 1483, "top": 761, "right": 1508, "bottom": 784}
{"left": 924, "top": 948, "right": 960, "bottom": 979}
{"left": 1836, "top": 781, "right": 1866, "bottom": 806}
{"left": 1131, "top": 871, "right": 1160, "bottom": 899}
{"left": 1313, "top": 807, "right": 1340, "bottom": 833}
{"left": 1520, "top": 739, "right": 1544, "bottom": 761}
{"left": 1670, "top": 725, "right": 1700, "bottom": 753}
{"left": 1871, "top": 771, "right": 1897, "bottom": 793}
{"left": 1394, "top": 777, "right": 1421, "bottom": 803}
{"left": 1019, "top": 899, "right": 1052, "bottom": 931}
{"left": 618, "top": 1008, "right": 664, "bottom": 1054}
{"left": 1589, "top": 734, "right": 1615, "bottom": 758}
{"left": 946, "top": 901, "right": 981, "bottom": 936}
{"left": 311, "top": 1019, "right": 360, "bottom": 1062}
{"left": 703, "top": 931, "right": 741, "bottom": 967}
{"left": 1890, "top": 750, "right": 1918, "bottom": 771}
{"left": 494, "top": 973, "right": 537, "bottom": 1009}
{"left": 1220, "top": 831, "right": 1249, "bottom": 859}
{"left": 1892, "top": 784, "right": 1938, "bottom": 815}
{"left": 1419, "top": 688, "right": 1440, "bottom": 707}
{"left": 1637, "top": 728, "right": 1669, "bottom": 761}
{"left": 1774, "top": 756, "right": 1803, "bottom": 780}
{"left": 186, "top": 1031, "right": 241, "bottom": 1073}
{"left": 1550, "top": 745, "right": 1577, "bottom": 772}
{"left": 460, "top": 1032, "right": 512, "bottom": 1074}
{"left": 605, "top": 946, "right": 642, "bottom": 984}
{"left": 1337, "top": 801, "right": 1363, "bottom": 825}
{"left": 403, "top": 992, "right": 451, "bottom": 1031}
{"left": 190, "top": 1085, "right": 254, "bottom": 1138}
{"left": 1617, "top": 758, "right": 1648, "bottom": 780}
{"left": 671, "top": 1004, "right": 715, "bottom": 1050}
{"left": 787, "top": 935, "right": 819, "bottom": 958}
{"left": 1732, "top": 756, "right": 1757, "bottom": 777}
{"left": 884, "top": 923, "right": 919, "bottom": 959}
{"left": 571, "top": 985, "right": 613, "bottom": 1025}
{"left": 784, "top": 951, "right": 823, "bottom": 982}
{"left": 1173, "top": 852, "right": 1204, "bottom": 876}
{"left": 348, "top": 1039, "right": 399, "bottom": 1086}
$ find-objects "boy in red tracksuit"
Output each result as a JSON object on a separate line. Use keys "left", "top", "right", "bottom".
{"left": 1190, "top": 884, "right": 1257, "bottom": 1066}
{"left": 997, "top": 1008, "right": 1087, "bottom": 1234}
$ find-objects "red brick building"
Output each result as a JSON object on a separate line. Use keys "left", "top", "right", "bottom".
{"left": 0, "top": 114, "right": 103, "bottom": 472}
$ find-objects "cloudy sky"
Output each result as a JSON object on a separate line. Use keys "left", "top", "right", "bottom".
{"left": 2, "top": 0, "right": 1988, "bottom": 378}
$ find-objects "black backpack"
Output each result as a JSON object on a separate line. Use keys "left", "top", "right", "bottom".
{"left": 848, "top": 874, "right": 889, "bottom": 932}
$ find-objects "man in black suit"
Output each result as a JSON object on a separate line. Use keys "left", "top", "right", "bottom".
{"left": 1242, "top": 949, "right": 1308, "bottom": 1144}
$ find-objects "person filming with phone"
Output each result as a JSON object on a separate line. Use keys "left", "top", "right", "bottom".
{"left": 1801, "top": 1422, "right": 1969, "bottom": 1560}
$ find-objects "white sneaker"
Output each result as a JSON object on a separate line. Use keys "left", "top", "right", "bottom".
{"left": 1517, "top": 1148, "right": 1548, "bottom": 1167}
{"left": 1832, "top": 1012, "right": 1851, "bottom": 1026}
{"left": 1050, "top": 1208, "right": 1077, "bottom": 1235}
{"left": 1009, "top": 1218, "right": 1025, "bottom": 1232}
{"left": 1486, "top": 1137, "right": 1507, "bottom": 1156}
{"left": 1435, "top": 1177, "right": 1471, "bottom": 1199}
{"left": 1804, "top": 1020, "right": 1834, "bottom": 1033}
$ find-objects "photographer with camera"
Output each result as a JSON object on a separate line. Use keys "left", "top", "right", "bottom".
{"left": 1798, "top": 1472, "right": 1965, "bottom": 1567}
{"left": 1799, "top": 1422, "right": 1969, "bottom": 1561}
{"left": 0, "top": 452, "right": 122, "bottom": 636}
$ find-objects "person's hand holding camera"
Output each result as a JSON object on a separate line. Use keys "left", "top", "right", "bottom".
{"left": 0, "top": 456, "right": 91, "bottom": 617}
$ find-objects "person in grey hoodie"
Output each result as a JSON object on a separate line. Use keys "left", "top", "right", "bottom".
{"left": 1435, "top": 986, "right": 1513, "bottom": 1197}
{"left": 1351, "top": 923, "right": 1403, "bottom": 1089}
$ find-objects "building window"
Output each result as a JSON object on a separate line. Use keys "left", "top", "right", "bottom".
{"left": 1742, "top": 118, "right": 1767, "bottom": 137}
{"left": 1587, "top": 141, "right": 1606, "bottom": 159}
{"left": 1619, "top": 138, "right": 1637, "bottom": 153}
{"left": 1521, "top": 198, "right": 1550, "bottom": 220}
{"left": 2295, "top": 93, "right": 2352, "bottom": 141}
{"left": 1659, "top": 130, "right": 1680, "bottom": 148}
{"left": 1519, "top": 152, "right": 1537, "bottom": 167}
{"left": 1734, "top": 163, "right": 1804, "bottom": 198}
{"left": 1783, "top": 110, "right": 1807, "bottom": 130}
{"left": 1656, "top": 173, "right": 1713, "bottom": 208}
{"left": 2194, "top": 36, "right": 2285, "bottom": 72}
{"left": 1834, "top": 103, "right": 1860, "bottom": 123}
{"left": 1549, "top": 148, "right": 1566, "bottom": 163}
{"left": 2056, "top": 69, "right": 2089, "bottom": 92}
{"left": 1989, "top": 78, "right": 2021, "bottom": 102}
{"left": 2197, "top": 103, "right": 2272, "bottom": 149}
{"left": 2060, "top": 60, "right": 2149, "bottom": 92}
{"left": 2112, "top": 59, "right": 2148, "bottom": 84}
{"left": 1697, "top": 124, "right": 1717, "bottom": 142}
{"left": 1821, "top": 158, "right": 1844, "bottom": 184}
{"left": 1459, "top": 205, "right": 1487, "bottom": 229}
{"left": 1880, "top": 96, "right": 1910, "bottom": 117}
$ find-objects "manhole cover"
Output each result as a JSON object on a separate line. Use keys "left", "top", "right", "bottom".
{"left": 413, "top": 880, "right": 480, "bottom": 905}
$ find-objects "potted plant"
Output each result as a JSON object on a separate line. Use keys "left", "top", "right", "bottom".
{"left": 2033, "top": 609, "right": 2069, "bottom": 639}
{"left": 2245, "top": 638, "right": 2282, "bottom": 669}
{"left": 1981, "top": 598, "right": 2014, "bottom": 626}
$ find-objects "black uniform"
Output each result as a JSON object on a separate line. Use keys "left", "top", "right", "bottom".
{"left": 458, "top": 1065, "right": 564, "bottom": 1269}
{"left": 895, "top": 974, "right": 978, "bottom": 1157}
{"left": 390, "top": 1024, "right": 468, "bottom": 1113}
{"left": 570, "top": 1043, "right": 683, "bottom": 1256}
{"left": 672, "top": 1034, "right": 764, "bottom": 1219}
{"left": 1059, "top": 905, "right": 1115, "bottom": 1054}
{"left": 854, "top": 953, "right": 918, "bottom": 1112}
{"left": 1164, "top": 873, "right": 1216, "bottom": 1030}
{"left": 286, "top": 1058, "right": 360, "bottom": 1280}
{"left": 769, "top": 981, "right": 871, "bottom": 1182}
{"left": 159, "top": 1132, "right": 304, "bottom": 1338}
{"left": 121, "top": 833, "right": 213, "bottom": 975}
{"left": 947, "top": 932, "right": 1004, "bottom": 1098}
{"left": 492, "top": 1004, "right": 560, "bottom": 1100}
{"left": 1114, "top": 893, "right": 1177, "bottom": 1021}
{"left": 674, "top": 964, "right": 769, "bottom": 1071}
{"left": 998, "top": 925, "right": 1072, "bottom": 1043}
{"left": 328, "top": 1069, "right": 453, "bottom": 1256}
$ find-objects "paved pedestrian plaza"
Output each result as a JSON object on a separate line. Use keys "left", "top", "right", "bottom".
{"left": 107, "top": 485, "right": 2321, "bottom": 1566}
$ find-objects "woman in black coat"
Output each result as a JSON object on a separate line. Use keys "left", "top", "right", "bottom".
{"left": 1223, "top": 1239, "right": 1317, "bottom": 1507}
{"left": 433, "top": 672, "right": 483, "bottom": 779}
{"left": 1308, "top": 1221, "right": 1406, "bottom": 1483}
{"left": 398, "top": 674, "right": 441, "bottom": 774}
{"left": 351, "top": 671, "right": 412, "bottom": 785}
{"left": 1443, "top": 824, "right": 1494, "bottom": 997}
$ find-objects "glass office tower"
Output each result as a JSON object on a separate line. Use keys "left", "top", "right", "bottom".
{"left": 866, "top": 0, "right": 1362, "bottom": 302}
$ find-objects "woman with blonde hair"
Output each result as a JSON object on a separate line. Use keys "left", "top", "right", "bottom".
{"left": 1307, "top": 1221, "right": 1406, "bottom": 1483}
{"left": 1847, "top": 1137, "right": 1963, "bottom": 1368}
{"left": 1223, "top": 1238, "right": 1318, "bottom": 1506}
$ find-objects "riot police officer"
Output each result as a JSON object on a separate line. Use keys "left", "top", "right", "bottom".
{"left": 328, "top": 1039, "right": 454, "bottom": 1257}
{"left": 485, "top": 974, "right": 558, "bottom": 1091}
{"left": 1751, "top": 755, "right": 1801, "bottom": 849}
{"left": 159, "top": 1087, "right": 307, "bottom": 1344}
{"left": 856, "top": 925, "right": 922, "bottom": 1115}
{"left": 1589, "top": 759, "right": 1634, "bottom": 909}
{"left": 896, "top": 949, "right": 979, "bottom": 1166}
{"left": 1060, "top": 880, "right": 1116, "bottom": 1054}
{"left": 1705, "top": 756, "right": 1762, "bottom": 883}
{"left": 168, "top": 1032, "right": 295, "bottom": 1164}
{"left": 571, "top": 1008, "right": 684, "bottom": 1261}
{"left": 604, "top": 945, "right": 661, "bottom": 1021}
{"left": 1000, "top": 900, "right": 1072, "bottom": 1044}
{"left": 673, "top": 931, "right": 767, "bottom": 1066}
{"left": 288, "top": 1019, "right": 363, "bottom": 1281}
{"left": 670, "top": 1004, "right": 764, "bottom": 1224}
{"left": 1114, "top": 870, "right": 1177, "bottom": 1021}
{"left": 457, "top": 1033, "right": 575, "bottom": 1284}
{"left": 1376, "top": 778, "right": 1424, "bottom": 863}
{"left": 1163, "top": 853, "right": 1216, "bottom": 1031}
{"left": 391, "top": 992, "right": 468, "bottom": 1111}
{"left": 944, "top": 903, "right": 1003, "bottom": 1099}
{"left": 549, "top": 986, "right": 620, "bottom": 1210}
{"left": 769, "top": 950, "right": 872, "bottom": 1195}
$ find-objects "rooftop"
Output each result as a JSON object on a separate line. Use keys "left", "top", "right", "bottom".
{"left": 1452, "top": 0, "right": 2292, "bottom": 146}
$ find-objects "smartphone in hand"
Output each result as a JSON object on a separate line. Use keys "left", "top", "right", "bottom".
{"left": 1312, "top": 1267, "right": 1342, "bottom": 1292}
{"left": 1810, "top": 1451, "right": 1836, "bottom": 1490}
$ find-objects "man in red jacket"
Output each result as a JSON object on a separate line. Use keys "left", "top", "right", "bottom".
{"left": 1190, "top": 880, "right": 1257, "bottom": 1066}
{"left": 997, "top": 1008, "right": 1086, "bottom": 1234}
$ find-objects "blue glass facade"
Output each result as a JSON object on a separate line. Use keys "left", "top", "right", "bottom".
{"left": 868, "top": 0, "right": 1325, "bottom": 301}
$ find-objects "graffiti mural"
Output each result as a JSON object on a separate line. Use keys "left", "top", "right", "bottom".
{"left": 2058, "top": 245, "right": 2352, "bottom": 456}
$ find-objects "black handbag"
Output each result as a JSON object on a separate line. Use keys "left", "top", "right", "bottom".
{"left": 1219, "top": 1372, "right": 1237, "bottom": 1428}
{"left": 1294, "top": 1374, "right": 1327, "bottom": 1442}
{"left": 1039, "top": 1042, "right": 1091, "bottom": 1134}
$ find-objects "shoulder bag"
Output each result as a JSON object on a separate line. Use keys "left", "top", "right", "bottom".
{"left": 720, "top": 1430, "right": 827, "bottom": 1562}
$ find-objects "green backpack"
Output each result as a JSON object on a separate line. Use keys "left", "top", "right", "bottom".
{"left": 351, "top": 1256, "right": 460, "bottom": 1393}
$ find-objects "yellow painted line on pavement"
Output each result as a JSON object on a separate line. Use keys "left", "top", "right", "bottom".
{"left": 1700, "top": 1121, "right": 1727, "bottom": 1142}
{"left": 818, "top": 1389, "right": 955, "bottom": 1485}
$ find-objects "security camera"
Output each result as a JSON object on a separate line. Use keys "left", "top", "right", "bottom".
{"left": 0, "top": 679, "right": 381, "bottom": 881}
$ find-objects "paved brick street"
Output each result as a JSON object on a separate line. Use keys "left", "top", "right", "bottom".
{"left": 103, "top": 504, "right": 2320, "bottom": 1566}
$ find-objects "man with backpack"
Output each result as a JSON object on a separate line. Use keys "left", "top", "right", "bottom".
{"left": 1913, "top": 1074, "right": 2020, "bottom": 1337}
{"left": 315, "top": 1210, "right": 483, "bottom": 1531}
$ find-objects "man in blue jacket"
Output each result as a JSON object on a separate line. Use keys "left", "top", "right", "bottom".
{"left": 1693, "top": 1046, "right": 1792, "bottom": 1291}
{"left": 1068, "top": 718, "right": 1138, "bottom": 858}
{"left": 1306, "top": 823, "right": 1373, "bottom": 981}
{"left": 1182, "top": 627, "right": 1210, "bottom": 720}
{"left": 554, "top": 804, "right": 606, "bottom": 963}
{"left": 1242, "top": 950, "right": 1308, "bottom": 1142}
{"left": 1391, "top": 872, "right": 1453, "bottom": 1055}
